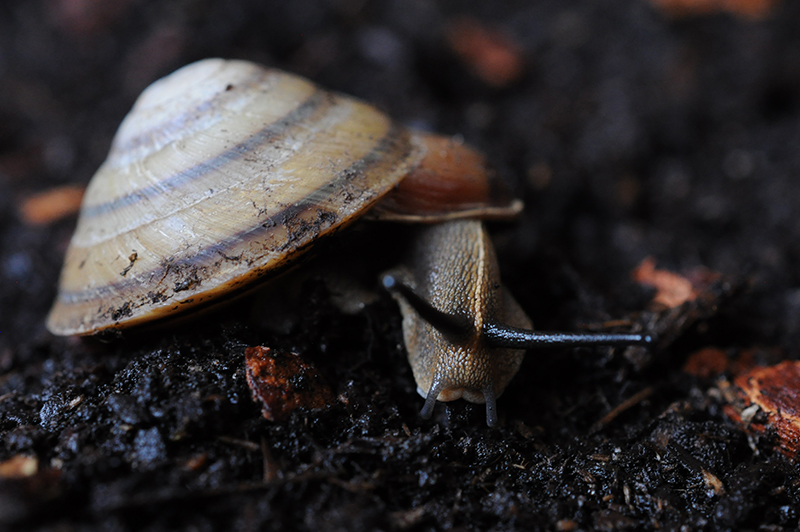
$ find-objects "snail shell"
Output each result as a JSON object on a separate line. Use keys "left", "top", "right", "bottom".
{"left": 46, "top": 58, "right": 520, "bottom": 336}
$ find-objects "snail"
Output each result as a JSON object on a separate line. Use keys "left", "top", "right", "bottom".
{"left": 47, "top": 58, "right": 650, "bottom": 426}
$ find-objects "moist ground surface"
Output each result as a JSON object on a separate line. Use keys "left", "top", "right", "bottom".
{"left": 2, "top": 1, "right": 799, "bottom": 530}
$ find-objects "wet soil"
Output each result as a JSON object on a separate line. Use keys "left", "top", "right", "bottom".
{"left": 2, "top": 0, "right": 800, "bottom": 530}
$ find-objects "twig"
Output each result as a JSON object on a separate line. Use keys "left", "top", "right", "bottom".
{"left": 590, "top": 386, "right": 654, "bottom": 433}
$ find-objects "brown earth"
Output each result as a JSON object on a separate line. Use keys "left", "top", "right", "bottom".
{"left": 2, "top": 0, "right": 800, "bottom": 530}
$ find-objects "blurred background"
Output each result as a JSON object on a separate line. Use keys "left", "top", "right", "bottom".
{"left": 2, "top": 0, "right": 800, "bottom": 529}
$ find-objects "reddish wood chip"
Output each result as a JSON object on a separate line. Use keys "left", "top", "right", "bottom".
{"left": 725, "top": 360, "right": 800, "bottom": 458}
{"left": 19, "top": 185, "right": 85, "bottom": 225}
{"left": 245, "top": 346, "right": 334, "bottom": 422}
{"left": 444, "top": 16, "right": 525, "bottom": 88}
{"left": 683, "top": 347, "right": 730, "bottom": 378}
{"left": 633, "top": 257, "right": 697, "bottom": 308}
{"left": 685, "top": 346, "right": 783, "bottom": 379}
{"left": 50, "top": 0, "right": 138, "bottom": 36}
{"left": 0, "top": 455, "right": 38, "bottom": 479}
{"left": 649, "top": 0, "right": 779, "bottom": 20}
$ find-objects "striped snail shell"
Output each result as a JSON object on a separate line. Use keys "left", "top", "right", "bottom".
{"left": 47, "top": 58, "right": 651, "bottom": 426}
{"left": 46, "top": 58, "right": 519, "bottom": 337}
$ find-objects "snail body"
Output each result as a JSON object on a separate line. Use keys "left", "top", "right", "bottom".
{"left": 383, "top": 220, "right": 531, "bottom": 426}
{"left": 382, "top": 220, "right": 650, "bottom": 426}
{"left": 47, "top": 59, "right": 650, "bottom": 426}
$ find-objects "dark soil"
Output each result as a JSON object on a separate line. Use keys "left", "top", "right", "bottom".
{"left": 2, "top": 0, "right": 800, "bottom": 530}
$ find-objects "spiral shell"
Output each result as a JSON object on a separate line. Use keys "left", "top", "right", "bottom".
{"left": 46, "top": 58, "right": 519, "bottom": 336}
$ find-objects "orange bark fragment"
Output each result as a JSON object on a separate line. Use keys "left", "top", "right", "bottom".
{"left": 684, "top": 347, "right": 781, "bottom": 379}
{"left": 245, "top": 346, "right": 334, "bottom": 422}
{"left": 650, "top": 0, "right": 779, "bottom": 20}
{"left": 19, "top": 185, "right": 85, "bottom": 225}
{"left": 0, "top": 455, "right": 38, "bottom": 479}
{"left": 683, "top": 347, "right": 730, "bottom": 378}
{"left": 726, "top": 360, "right": 800, "bottom": 458}
{"left": 50, "top": 0, "right": 138, "bottom": 36}
{"left": 444, "top": 16, "right": 525, "bottom": 88}
{"left": 632, "top": 257, "right": 697, "bottom": 308}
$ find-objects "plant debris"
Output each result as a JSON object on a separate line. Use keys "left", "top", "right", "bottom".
{"left": 0, "top": 455, "right": 37, "bottom": 479}
{"left": 244, "top": 346, "right": 334, "bottom": 421}
{"left": 444, "top": 16, "right": 525, "bottom": 88}
{"left": 724, "top": 360, "right": 800, "bottom": 458}
{"left": 18, "top": 185, "right": 84, "bottom": 225}
{"left": 633, "top": 257, "right": 698, "bottom": 309}
{"left": 649, "top": 0, "right": 780, "bottom": 19}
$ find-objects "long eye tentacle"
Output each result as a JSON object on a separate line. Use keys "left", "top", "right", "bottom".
{"left": 483, "top": 323, "right": 652, "bottom": 349}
